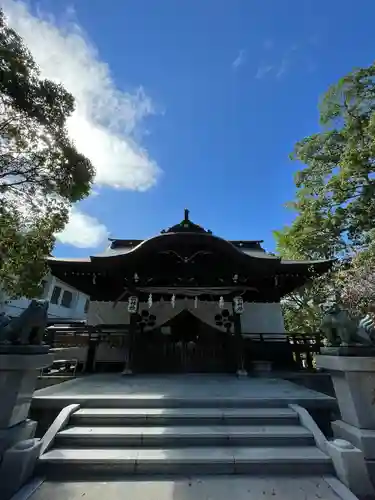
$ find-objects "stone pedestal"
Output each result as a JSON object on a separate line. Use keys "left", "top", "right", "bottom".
{"left": 316, "top": 354, "right": 375, "bottom": 490}
{"left": 0, "top": 347, "right": 53, "bottom": 499}
{"left": 316, "top": 355, "right": 375, "bottom": 428}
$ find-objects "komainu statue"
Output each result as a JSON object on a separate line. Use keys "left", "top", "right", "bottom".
{"left": 0, "top": 299, "right": 49, "bottom": 345}
{"left": 320, "top": 302, "right": 375, "bottom": 346}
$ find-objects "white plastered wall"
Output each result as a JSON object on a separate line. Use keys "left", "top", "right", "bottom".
{"left": 240, "top": 302, "right": 285, "bottom": 334}
{"left": 88, "top": 299, "right": 232, "bottom": 331}
{"left": 88, "top": 299, "right": 285, "bottom": 334}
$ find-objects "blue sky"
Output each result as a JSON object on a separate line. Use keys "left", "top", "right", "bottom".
{"left": 4, "top": 0, "right": 375, "bottom": 256}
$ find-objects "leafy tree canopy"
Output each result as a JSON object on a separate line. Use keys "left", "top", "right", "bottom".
{"left": 275, "top": 62, "right": 375, "bottom": 331}
{"left": 275, "top": 63, "right": 375, "bottom": 261}
{"left": 0, "top": 10, "right": 94, "bottom": 298}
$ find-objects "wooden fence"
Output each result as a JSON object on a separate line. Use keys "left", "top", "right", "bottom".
{"left": 42, "top": 324, "right": 324, "bottom": 375}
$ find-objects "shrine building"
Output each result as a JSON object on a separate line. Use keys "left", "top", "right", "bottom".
{"left": 47, "top": 210, "right": 333, "bottom": 375}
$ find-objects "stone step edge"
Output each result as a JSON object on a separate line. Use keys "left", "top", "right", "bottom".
{"left": 57, "top": 425, "right": 312, "bottom": 439}
{"left": 40, "top": 446, "right": 330, "bottom": 463}
{"left": 71, "top": 409, "right": 299, "bottom": 420}
{"left": 34, "top": 397, "right": 335, "bottom": 410}
{"left": 73, "top": 407, "right": 298, "bottom": 414}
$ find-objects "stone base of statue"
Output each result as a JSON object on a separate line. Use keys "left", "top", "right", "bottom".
{"left": 316, "top": 355, "right": 375, "bottom": 429}
{"left": 316, "top": 353, "right": 375, "bottom": 487}
{"left": 321, "top": 345, "right": 375, "bottom": 357}
{"left": 0, "top": 345, "right": 53, "bottom": 499}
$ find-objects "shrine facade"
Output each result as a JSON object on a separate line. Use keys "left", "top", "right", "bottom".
{"left": 47, "top": 210, "right": 333, "bottom": 374}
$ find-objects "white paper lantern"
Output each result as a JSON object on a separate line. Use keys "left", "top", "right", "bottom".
{"left": 233, "top": 296, "right": 244, "bottom": 314}
{"left": 148, "top": 293, "right": 153, "bottom": 308}
{"left": 128, "top": 296, "right": 138, "bottom": 314}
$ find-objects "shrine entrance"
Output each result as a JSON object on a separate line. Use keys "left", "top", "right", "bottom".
{"left": 135, "top": 310, "right": 235, "bottom": 373}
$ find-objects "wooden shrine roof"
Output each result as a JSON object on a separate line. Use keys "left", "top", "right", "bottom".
{"left": 48, "top": 210, "right": 334, "bottom": 300}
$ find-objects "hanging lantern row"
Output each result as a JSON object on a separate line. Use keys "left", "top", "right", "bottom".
{"left": 65, "top": 271, "right": 105, "bottom": 277}
{"left": 128, "top": 293, "right": 248, "bottom": 315}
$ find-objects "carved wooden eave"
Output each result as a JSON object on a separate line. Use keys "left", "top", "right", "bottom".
{"left": 47, "top": 210, "right": 335, "bottom": 301}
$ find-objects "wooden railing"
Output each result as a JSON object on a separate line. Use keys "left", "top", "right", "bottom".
{"left": 286, "top": 333, "right": 323, "bottom": 370}
{"left": 42, "top": 324, "right": 325, "bottom": 373}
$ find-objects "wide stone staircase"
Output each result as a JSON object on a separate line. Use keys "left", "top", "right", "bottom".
{"left": 38, "top": 401, "right": 334, "bottom": 478}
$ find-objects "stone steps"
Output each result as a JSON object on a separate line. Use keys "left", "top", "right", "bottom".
{"left": 38, "top": 404, "right": 335, "bottom": 478}
{"left": 55, "top": 424, "right": 314, "bottom": 448}
{"left": 35, "top": 394, "right": 334, "bottom": 409}
{"left": 38, "top": 446, "right": 333, "bottom": 477}
{"left": 70, "top": 407, "right": 300, "bottom": 426}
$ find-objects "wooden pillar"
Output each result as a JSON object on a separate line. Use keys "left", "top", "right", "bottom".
{"left": 122, "top": 295, "right": 139, "bottom": 375}
{"left": 122, "top": 315, "right": 137, "bottom": 375}
{"left": 85, "top": 330, "right": 99, "bottom": 373}
{"left": 232, "top": 299, "right": 247, "bottom": 377}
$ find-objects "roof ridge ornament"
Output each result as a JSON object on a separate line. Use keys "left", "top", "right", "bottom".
{"left": 160, "top": 209, "right": 212, "bottom": 234}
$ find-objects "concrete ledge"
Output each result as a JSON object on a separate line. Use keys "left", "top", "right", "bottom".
{"left": 31, "top": 394, "right": 337, "bottom": 411}
{"left": 0, "top": 438, "right": 42, "bottom": 500}
{"left": 316, "top": 355, "right": 375, "bottom": 372}
{"left": 289, "top": 404, "right": 328, "bottom": 453}
{"left": 40, "top": 403, "right": 80, "bottom": 455}
{"left": 36, "top": 376, "right": 75, "bottom": 390}
{"left": 332, "top": 420, "right": 375, "bottom": 460}
{"left": 323, "top": 476, "right": 361, "bottom": 500}
{"left": 8, "top": 477, "right": 44, "bottom": 500}
{"left": 0, "top": 353, "right": 53, "bottom": 371}
{"left": 0, "top": 420, "right": 37, "bottom": 457}
{"left": 326, "top": 439, "right": 374, "bottom": 498}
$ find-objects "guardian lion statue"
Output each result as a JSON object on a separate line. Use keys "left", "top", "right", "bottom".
{"left": 0, "top": 299, "right": 49, "bottom": 345}
{"left": 320, "top": 301, "right": 375, "bottom": 346}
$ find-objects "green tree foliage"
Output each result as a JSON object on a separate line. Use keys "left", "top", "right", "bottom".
{"left": 275, "top": 62, "right": 375, "bottom": 331}
{"left": 338, "top": 243, "right": 375, "bottom": 315}
{"left": 281, "top": 265, "right": 341, "bottom": 334}
{"left": 275, "top": 62, "right": 375, "bottom": 261}
{"left": 0, "top": 10, "right": 94, "bottom": 298}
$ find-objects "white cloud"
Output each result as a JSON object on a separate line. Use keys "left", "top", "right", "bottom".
{"left": 2, "top": 1, "right": 162, "bottom": 248}
{"left": 255, "top": 57, "right": 290, "bottom": 80}
{"left": 232, "top": 49, "right": 246, "bottom": 70}
{"left": 56, "top": 207, "right": 108, "bottom": 249}
{"left": 275, "top": 57, "right": 288, "bottom": 79}
{"left": 255, "top": 64, "right": 274, "bottom": 79}
{"left": 3, "top": 0, "right": 161, "bottom": 192}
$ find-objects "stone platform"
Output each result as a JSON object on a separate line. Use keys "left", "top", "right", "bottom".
{"left": 27, "top": 476, "right": 359, "bottom": 500}
{"left": 26, "top": 375, "right": 365, "bottom": 500}
{"left": 31, "top": 374, "right": 336, "bottom": 410}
